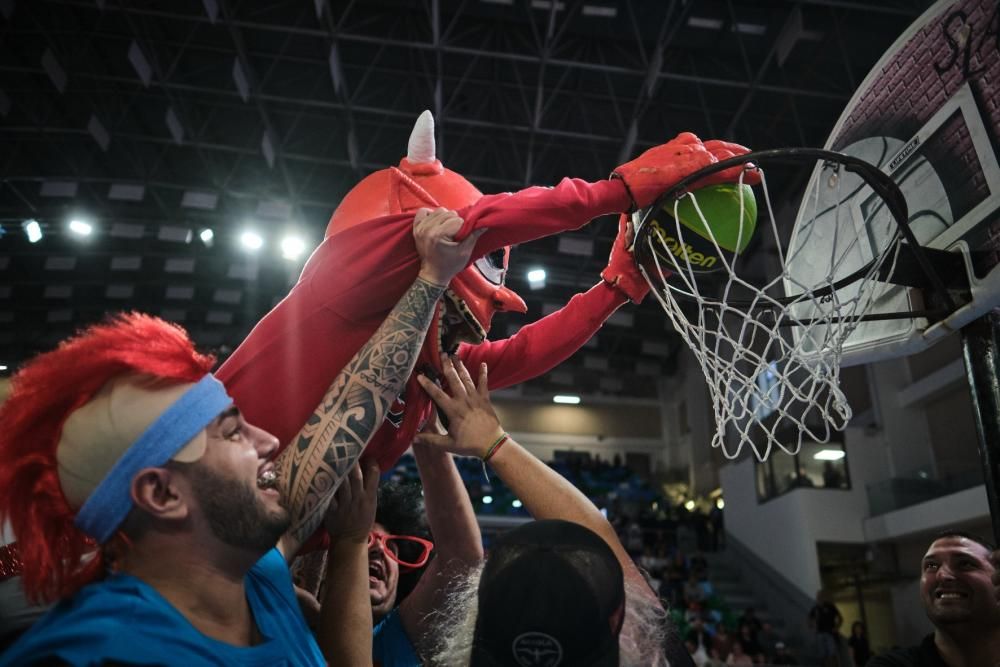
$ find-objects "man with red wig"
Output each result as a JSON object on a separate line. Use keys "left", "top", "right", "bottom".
{"left": 0, "top": 208, "right": 476, "bottom": 666}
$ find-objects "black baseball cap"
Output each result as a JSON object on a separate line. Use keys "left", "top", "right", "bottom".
{"left": 470, "top": 520, "right": 626, "bottom": 667}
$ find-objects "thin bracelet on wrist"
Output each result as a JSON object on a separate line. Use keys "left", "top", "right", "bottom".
{"left": 483, "top": 432, "right": 509, "bottom": 462}
{"left": 480, "top": 431, "right": 509, "bottom": 482}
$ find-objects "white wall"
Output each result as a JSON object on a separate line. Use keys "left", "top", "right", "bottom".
{"left": 662, "top": 348, "right": 720, "bottom": 495}
{"left": 720, "top": 426, "right": 889, "bottom": 597}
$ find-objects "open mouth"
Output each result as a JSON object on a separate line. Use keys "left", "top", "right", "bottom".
{"left": 934, "top": 589, "right": 968, "bottom": 600}
{"left": 438, "top": 289, "right": 486, "bottom": 354}
{"left": 369, "top": 559, "right": 386, "bottom": 583}
{"left": 257, "top": 469, "right": 277, "bottom": 490}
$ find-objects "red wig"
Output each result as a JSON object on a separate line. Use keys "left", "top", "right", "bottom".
{"left": 0, "top": 313, "right": 215, "bottom": 603}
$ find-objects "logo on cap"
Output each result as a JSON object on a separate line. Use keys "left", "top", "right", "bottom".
{"left": 512, "top": 632, "right": 563, "bottom": 667}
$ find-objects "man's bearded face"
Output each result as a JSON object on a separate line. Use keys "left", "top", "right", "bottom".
{"left": 185, "top": 460, "right": 290, "bottom": 553}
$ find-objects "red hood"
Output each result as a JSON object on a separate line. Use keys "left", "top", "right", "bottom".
{"left": 325, "top": 119, "right": 527, "bottom": 376}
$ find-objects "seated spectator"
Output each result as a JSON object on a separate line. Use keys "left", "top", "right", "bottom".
{"left": 685, "top": 601, "right": 706, "bottom": 625}
{"left": 686, "top": 638, "right": 709, "bottom": 667}
{"left": 639, "top": 545, "right": 659, "bottom": 574}
{"left": 686, "top": 616, "right": 715, "bottom": 656}
{"left": 739, "top": 606, "right": 763, "bottom": 638}
{"left": 726, "top": 639, "right": 754, "bottom": 665}
{"left": 712, "top": 624, "right": 734, "bottom": 661}
{"left": 757, "top": 620, "right": 779, "bottom": 659}
{"left": 704, "top": 647, "right": 727, "bottom": 667}
{"left": 772, "top": 640, "right": 799, "bottom": 665}
{"left": 736, "top": 622, "right": 763, "bottom": 661}
{"left": 823, "top": 461, "right": 845, "bottom": 488}
{"left": 417, "top": 356, "right": 695, "bottom": 666}
{"left": 684, "top": 571, "right": 709, "bottom": 604}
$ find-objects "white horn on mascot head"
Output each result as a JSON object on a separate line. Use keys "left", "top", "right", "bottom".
{"left": 407, "top": 110, "right": 436, "bottom": 164}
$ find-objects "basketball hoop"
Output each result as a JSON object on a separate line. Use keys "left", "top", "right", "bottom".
{"left": 633, "top": 149, "right": 955, "bottom": 461}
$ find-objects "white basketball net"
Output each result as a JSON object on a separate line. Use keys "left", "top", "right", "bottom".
{"left": 639, "top": 163, "right": 902, "bottom": 461}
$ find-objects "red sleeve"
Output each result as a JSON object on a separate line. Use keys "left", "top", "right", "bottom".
{"left": 453, "top": 178, "right": 630, "bottom": 257}
{"left": 216, "top": 213, "right": 420, "bottom": 449}
{"left": 458, "top": 282, "right": 627, "bottom": 390}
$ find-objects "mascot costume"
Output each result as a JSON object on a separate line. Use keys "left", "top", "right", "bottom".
{"left": 216, "top": 111, "right": 755, "bottom": 471}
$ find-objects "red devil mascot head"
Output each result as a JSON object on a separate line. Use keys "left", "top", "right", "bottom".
{"left": 324, "top": 111, "right": 527, "bottom": 372}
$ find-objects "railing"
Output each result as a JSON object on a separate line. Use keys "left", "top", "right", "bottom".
{"left": 866, "top": 470, "right": 984, "bottom": 516}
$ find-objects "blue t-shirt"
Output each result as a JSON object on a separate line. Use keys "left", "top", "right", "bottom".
{"left": 372, "top": 608, "right": 420, "bottom": 667}
{"left": 0, "top": 548, "right": 325, "bottom": 666}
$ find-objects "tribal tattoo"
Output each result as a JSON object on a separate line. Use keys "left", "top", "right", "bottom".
{"left": 276, "top": 277, "right": 445, "bottom": 549}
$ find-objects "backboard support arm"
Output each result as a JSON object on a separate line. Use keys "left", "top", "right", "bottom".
{"left": 960, "top": 312, "right": 1000, "bottom": 544}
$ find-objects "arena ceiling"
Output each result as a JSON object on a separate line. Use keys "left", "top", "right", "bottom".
{"left": 0, "top": 0, "right": 931, "bottom": 399}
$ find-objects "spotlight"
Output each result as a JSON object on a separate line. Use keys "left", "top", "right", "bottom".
{"left": 684, "top": 500, "right": 696, "bottom": 511}
{"left": 482, "top": 495, "right": 493, "bottom": 505}
{"left": 716, "top": 498, "right": 725, "bottom": 510}
{"left": 280, "top": 235, "right": 306, "bottom": 261}
{"left": 527, "top": 267, "right": 546, "bottom": 290}
{"left": 512, "top": 499, "right": 523, "bottom": 509}
{"left": 22, "top": 219, "right": 43, "bottom": 243}
{"left": 239, "top": 230, "right": 263, "bottom": 251}
{"left": 553, "top": 394, "right": 581, "bottom": 405}
{"left": 0, "top": 364, "right": 7, "bottom": 371}
{"left": 68, "top": 219, "right": 93, "bottom": 236}
{"left": 199, "top": 228, "right": 214, "bottom": 246}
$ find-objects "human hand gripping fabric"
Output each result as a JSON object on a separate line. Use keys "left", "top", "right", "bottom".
{"left": 323, "top": 458, "right": 380, "bottom": 546}
{"left": 413, "top": 207, "right": 487, "bottom": 287}
{"left": 612, "top": 132, "right": 760, "bottom": 211}
{"left": 414, "top": 355, "right": 504, "bottom": 459}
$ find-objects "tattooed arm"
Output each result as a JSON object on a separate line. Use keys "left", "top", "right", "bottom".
{"left": 275, "top": 207, "right": 483, "bottom": 559}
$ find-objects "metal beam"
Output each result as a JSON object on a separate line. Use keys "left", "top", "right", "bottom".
{"left": 43, "top": 0, "right": 852, "bottom": 102}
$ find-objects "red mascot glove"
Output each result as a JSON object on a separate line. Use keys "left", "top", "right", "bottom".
{"left": 612, "top": 133, "right": 760, "bottom": 211}
{"left": 601, "top": 215, "right": 650, "bottom": 304}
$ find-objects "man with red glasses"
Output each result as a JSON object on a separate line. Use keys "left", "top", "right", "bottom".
{"left": 315, "top": 437, "right": 483, "bottom": 666}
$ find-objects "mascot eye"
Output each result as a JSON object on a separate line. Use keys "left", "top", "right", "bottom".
{"left": 474, "top": 249, "right": 506, "bottom": 286}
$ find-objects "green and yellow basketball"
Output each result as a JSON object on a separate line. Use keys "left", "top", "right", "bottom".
{"left": 647, "top": 183, "right": 758, "bottom": 273}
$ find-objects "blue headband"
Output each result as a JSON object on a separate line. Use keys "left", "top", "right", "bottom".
{"left": 74, "top": 374, "right": 233, "bottom": 543}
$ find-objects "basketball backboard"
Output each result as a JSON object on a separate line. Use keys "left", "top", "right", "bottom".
{"left": 788, "top": 0, "right": 1000, "bottom": 366}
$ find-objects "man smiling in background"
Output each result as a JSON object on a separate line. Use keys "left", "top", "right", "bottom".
{"left": 868, "top": 531, "right": 1000, "bottom": 667}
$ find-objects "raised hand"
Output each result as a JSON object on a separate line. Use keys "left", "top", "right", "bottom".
{"left": 414, "top": 355, "right": 504, "bottom": 458}
{"left": 323, "top": 458, "right": 380, "bottom": 545}
{"left": 413, "top": 207, "right": 487, "bottom": 287}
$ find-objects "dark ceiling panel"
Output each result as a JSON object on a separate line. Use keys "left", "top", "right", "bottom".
{"left": 0, "top": 0, "right": 932, "bottom": 398}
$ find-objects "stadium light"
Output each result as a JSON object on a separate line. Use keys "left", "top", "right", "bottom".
{"left": 239, "top": 230, "right": 263, "bottom": 251}
{"left": 199, "top": 228, "right": 214, "bottom": 246}
{"left": 68, "top": 218, "right": 93, "bottom": 236}
{"left": 553, "top": 394, "right": 581, "bottom": 405}
{"left": 527, "top": 267, "right": 546, "bottom": 290}
{"left": 280, "top": 235, "right": 306, "bottom": 261}
{"left": 22, "top": 219, "right": 43, "bottom": 243}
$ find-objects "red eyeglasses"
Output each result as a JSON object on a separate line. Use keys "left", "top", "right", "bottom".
{"left": 368, "top": 531, "right": 434, "bottom": 570}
